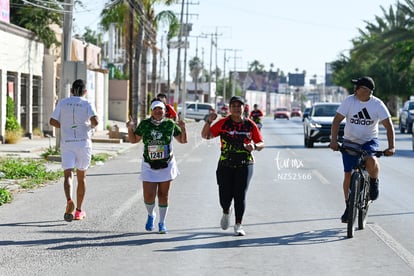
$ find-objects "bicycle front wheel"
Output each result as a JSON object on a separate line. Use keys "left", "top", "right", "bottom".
{"left": 358, "top": 178, "right": 370, "bottom": 230}
{"left": 347, "top": 172, "right": 361, "bottom": 238}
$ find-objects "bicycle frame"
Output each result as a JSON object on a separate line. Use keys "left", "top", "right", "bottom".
{"left": 339, "top": 145, "right": 384, "bottom": 238}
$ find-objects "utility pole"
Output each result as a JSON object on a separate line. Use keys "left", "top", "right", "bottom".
{"left": 219, "top": 48, "right": 232, "bottom": 103}
{"left": 60, "top": 0, "right": 74, "bottom": 100}
{"left": 174, "top": 0, "right": 185, "bottom": 112}
{"left": 230, "top": 49, "right": 242, "bottom": 98}
{"left": 56, "top": 0, "right": 74, "bottom": 149}
{"left": 190, "top": 34, "right": 207, "bottom": 102}
{"left": 181, "top": 0, "right": 190, "bottom": 113}
{"left": 201, "top": 30, "right": 222, "bottom": 104}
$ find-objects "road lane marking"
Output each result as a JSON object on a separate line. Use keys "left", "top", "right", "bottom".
{"left": 369, "top": 223, "right": 414, "bottom": 270}
{"left": 312, "top": 169, "right": 330, "bottom": 185}
{"left": 108, "top": 193, "right": 139, "bottom": 226}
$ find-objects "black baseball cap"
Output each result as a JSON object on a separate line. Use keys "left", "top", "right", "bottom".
{"left": 229, "top": 96, "right": 244, "bottom": 105}
{"left": 351, "top": 76, "right": 375, "bottom": 91}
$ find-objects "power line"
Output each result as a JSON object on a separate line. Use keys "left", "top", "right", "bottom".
{"left": 21, "top": 0, "right": 72, "bottom": 13}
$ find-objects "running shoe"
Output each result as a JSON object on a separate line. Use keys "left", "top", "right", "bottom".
{"left": 369, "top": 178, "right": 379, "bottom": 200}
{"left": 74, "top": 209, "right": 86, "bottom": 220}
{"left": 220, "top": 213, "right": 230, "bottom": 230}
{"left": 158, "top": 222, "right": 168, "bottom": 234}
{"left": 64, "top": 199, "right": 75, "bottom": 222}
{"left": 145, "top": 214, "right": 156, "bottom": 231}
{"left": 341, "top": 207, "right": 348, "bottom": 223}
{"left": 234, "top": 223, "right": 245, "bottom": 236}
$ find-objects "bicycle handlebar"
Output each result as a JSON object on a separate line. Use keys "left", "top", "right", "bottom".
{"left": 338, "top": 144, "right": 386, "bottom": 158}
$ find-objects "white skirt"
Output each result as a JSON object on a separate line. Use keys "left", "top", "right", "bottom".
{"left": 140, "top": 156, "right": 179, "bottom": 182}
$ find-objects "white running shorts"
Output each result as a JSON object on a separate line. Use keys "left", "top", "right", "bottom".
{"left": 61, "top": 146, "right": 92, "bottom": 171}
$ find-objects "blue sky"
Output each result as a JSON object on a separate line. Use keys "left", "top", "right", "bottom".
{"left": 74, "top": 0, "right": 397, "bottom": 83}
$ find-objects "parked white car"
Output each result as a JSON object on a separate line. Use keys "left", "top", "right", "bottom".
{"left": 181, "top": 102, "right": 214, "bottom": 122}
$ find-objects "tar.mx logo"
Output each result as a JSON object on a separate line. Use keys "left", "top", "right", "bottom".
{"left": 274, "top": 151, "right": 312, "bottom": 181}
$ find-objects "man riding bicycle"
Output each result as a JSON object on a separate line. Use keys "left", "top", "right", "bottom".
{"left": 249, "top": 104, "right": 264, "bottom": 130}
{"left": 329, "top": 76, "right": 395, "bottom": 223}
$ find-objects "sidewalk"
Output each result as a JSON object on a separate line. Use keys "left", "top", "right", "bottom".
{"left": 0, "top": 118, "right": 199, "bottom": 159}
{"left": 0, "top": 129, "right": 137, "bottom": 159}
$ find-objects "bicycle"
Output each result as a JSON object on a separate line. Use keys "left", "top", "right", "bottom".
{"left": 339, "top": 144, "right": 385, "bottom": 238}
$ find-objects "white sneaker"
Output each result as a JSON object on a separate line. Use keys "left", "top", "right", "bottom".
{"left": 220, "top": 213, "right": 230, "bottom": 230}
{"left": 234, "top": 223, "right": 246, "bottom": 236}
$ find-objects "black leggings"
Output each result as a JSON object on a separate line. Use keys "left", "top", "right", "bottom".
{"left": 216, "top": 164, "right": 254, "bottom": 223}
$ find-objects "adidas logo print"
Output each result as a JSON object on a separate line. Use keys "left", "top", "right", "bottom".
{"left": 350, "top": 108, "right": 374, "bottom": 125}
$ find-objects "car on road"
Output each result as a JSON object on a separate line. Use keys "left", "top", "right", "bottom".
{"left": 302, "top": 107, "right": 311, "bottom": 122}
{"left": 399, "top": 100, "right": 414, "bottom": 134}
{"left": 303, "top": 102, "right": 345, "bottom": 148}
{"left": 182, "top": 102, "right": 215, "bottom": 122}
{"left": 274, "top": 107, "right": 290, "bottom": 120}
{"left": 290, "top": 107, "right": 302, "bottom": 118}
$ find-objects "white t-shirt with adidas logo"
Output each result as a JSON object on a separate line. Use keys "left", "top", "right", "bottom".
{"left": 337, "top": 95, "right": 390, "bottom": 144}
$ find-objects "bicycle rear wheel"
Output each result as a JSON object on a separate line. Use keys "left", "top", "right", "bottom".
{"left": 347, "top": 172, "right": 361, "bottom": 238}
{"left": 358, "top": 178, "right": 370, "bottom": 230}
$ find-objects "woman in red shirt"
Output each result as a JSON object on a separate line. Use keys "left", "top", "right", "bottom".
{"left": 201, "top": 96, "right": 264, "bottom": 236}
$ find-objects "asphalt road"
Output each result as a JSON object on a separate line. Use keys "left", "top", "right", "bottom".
{"left": 1, "top": 117, "right": 414, "bottom": 275}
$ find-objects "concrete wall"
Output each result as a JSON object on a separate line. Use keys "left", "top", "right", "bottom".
{"left": 108, "top": 79, "right": 128, "bottom": 122}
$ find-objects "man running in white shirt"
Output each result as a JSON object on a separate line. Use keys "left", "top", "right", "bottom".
{"left": 50, "top": 79, "right": 99, "bottom": 222}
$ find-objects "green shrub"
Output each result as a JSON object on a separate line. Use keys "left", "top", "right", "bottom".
{"left": 5, "top": 95, "right": 22, "bottom": 132}
{"left": 41, "top": 146, "right": 61, "bottom": 159}
{"left": 0, "top": 158, "right": 62, "bottom": 189}
{"left": 0, "top": 188, "right": 12, "bottom": 206}
{"left": 5, "top": 116, "right": 20, "bottom": 131}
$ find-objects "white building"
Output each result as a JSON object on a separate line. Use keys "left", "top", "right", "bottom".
{"left": 0, "top": 21, "right": 44, "bottom": 141}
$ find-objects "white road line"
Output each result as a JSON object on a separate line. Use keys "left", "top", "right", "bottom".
{"left": 369, "top": 223, "right": 414, "bottom": 270}
{"left": 312, "top": 169, "right": 330, "bottom": 185}
{"left": 108, "top": 193, "right": 139, "bottom": 226}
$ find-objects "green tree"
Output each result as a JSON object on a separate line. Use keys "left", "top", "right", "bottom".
{"left": 140, "top": 0, "right": 177, "bottom": 119}
{"left": 248, "top": 60, "right": 265, "bottom": 74}
{"left": 10, "top": 0, "right": 66, "bottom": 48}
{"left": 81, "top": 27, "right": 103, "bottom": 46}
{"left": 100, "top": 1, "right": 140, "bottom": 120}
{"left": 331, "top": 0, "right": 414, "bottom": 114}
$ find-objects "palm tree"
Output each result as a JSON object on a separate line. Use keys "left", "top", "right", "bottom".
{"left": 248, "top": 60, "right": 265, "bottom": 74}
{"left": 346, "top": 0, "right": 414, "bottom": 100}
{"left": 100, "top": 0, "right": 178, "bottom": 121}
{"left": 189, "top": 56, "right": 203, "bottom": 82}
{"left": 153, "top": 10, "right": 179, "bottom": 97}
{"left": 100, "top": 1, "right": 139, "bottom": 120}
{"left": 138, "top": 0, "right": 177, "bottom": 120}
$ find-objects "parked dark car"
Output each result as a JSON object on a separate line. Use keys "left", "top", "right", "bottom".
{"left": 399, "top": 100, "right": 414, "bottom": 134}
{"left": 303, "top": 102, "right": 345, "bottom": 148}
{"left": 302, "top": 107, "right": 311, "bottom": 122}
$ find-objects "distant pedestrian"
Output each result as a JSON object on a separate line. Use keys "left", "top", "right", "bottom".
{"left": 243, "top": 103, "right": 250, "bottom": 118}
{"left": 157, "top": 93, "right": 177, "bottom": 120}
{"left": 127, "top": 98, "right": 187, "bottom": 234}
{"left": 50, "top": 79, "right": 99, "bottom": 222}
{"left": 201, "top": 96, "right": 264, "bottom": 236}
